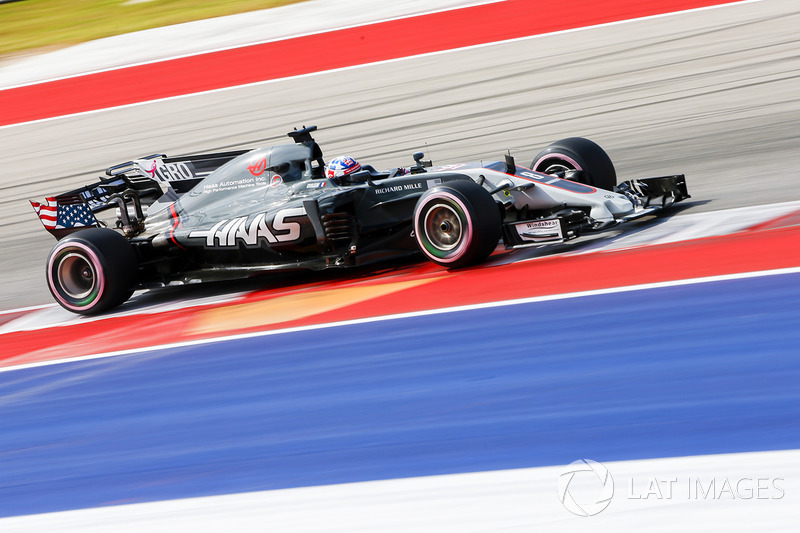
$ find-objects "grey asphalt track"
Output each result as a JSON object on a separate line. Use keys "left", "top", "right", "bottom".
{"left": 1, "top": 0, "right": 797, "bottom": 311}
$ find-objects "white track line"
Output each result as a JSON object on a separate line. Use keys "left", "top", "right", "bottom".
{"left": 2, "top": 265, "right": 798, "bottom": 375}
{"left": 0, "top": 0, "right": 505, "bottom": 91}
{"left": 0, "top": 0, "right": 764, "bottom": 131}
{"left": 0, "top": 303, "right": 52, "bottom": 316}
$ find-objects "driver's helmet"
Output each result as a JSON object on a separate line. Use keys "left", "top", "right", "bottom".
{"left": 326, "top": 156, "right": 362, "bottom": 180}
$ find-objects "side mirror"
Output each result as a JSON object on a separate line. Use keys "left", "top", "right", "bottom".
{"left": 411, "top": 152, "right": 432, "bottom": 173}
{"left": 504, "top": 154, "right": 516, "bottom": 175}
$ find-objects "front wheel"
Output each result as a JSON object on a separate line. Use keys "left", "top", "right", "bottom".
{"left": 413, "top": 180, "right": 502, "bottom": 268}
{"left": 531, "top": 137, "right": 617, "bottom": 191}
{"left": 46, "top": 228, "right": 138, "bottom": 314}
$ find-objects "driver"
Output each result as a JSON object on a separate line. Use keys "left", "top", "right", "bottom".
{"left": 325, "top": 155, "right": 409, "bottom": 183}
{"left": 325, "top": 156, "right": 362, "bottom": 181}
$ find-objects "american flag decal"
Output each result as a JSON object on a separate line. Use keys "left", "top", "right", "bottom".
{"left": 30, "top": 197, "right": 58, "bottom": 229}
{"left": 31, "top": 197, "right": 98, "bottom": 230}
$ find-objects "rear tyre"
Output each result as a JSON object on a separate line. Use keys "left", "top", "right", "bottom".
{"left": 46, "top": 228, "right": 138, "bottom": 315}
{"left": 531, "top": 137, "right": 617, "bottom": 191}
{"left": 413, "top": 180, "right": 502, "bottom": 268}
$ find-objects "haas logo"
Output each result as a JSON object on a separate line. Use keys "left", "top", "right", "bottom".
{"left": 248, "top": 156, "right": 268, "bottom": 176}
{"left": 189, "top": 207, "right": 306, "bottom": 247}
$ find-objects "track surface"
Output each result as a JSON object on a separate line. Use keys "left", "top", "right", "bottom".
{"left": 2, "top": 272, "right": 800, "bottom": 518}
{"left": 0, "top": 0, "right": 743, "bottom": 124}
{"left": 1, "top": 0, "right": 798, "bottom": 310}
{"left": 3, "top": 223, "right": 800, "bottom": 366}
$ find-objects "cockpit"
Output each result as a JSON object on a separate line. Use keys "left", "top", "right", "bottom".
{"left": 173, "top": 127, "right": 327, "bottom": 220}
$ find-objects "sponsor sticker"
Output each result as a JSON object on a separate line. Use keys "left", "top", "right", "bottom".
{"left": 374, "top": 182, "right": 424, "bottom": 194}
{"left": 435, "top": 163, "right": 468, "bottom": 171}
{"left": 188, "top": 207, "right": 306, "bottom": 247}
{"left": 248, "top": 156, "right": 268, "bottom": 177}
{"left": 136, "top": 159, "right": 196, "bottom": 182}
{"left": 518, "top": 170, "right": 595, "bottom": 194}
{"left": 200, "top": 176, "right": 262, "bottom": 194}
{"left": 514, "top": 218, "right": 564, "bottom": 242}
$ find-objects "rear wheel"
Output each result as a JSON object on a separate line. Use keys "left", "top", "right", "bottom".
{"left": 531, "top": 137, "right": 617, "bottom": 191}
{"left": 413, "top": 180, "right": 502, "bottom": 268}
{"left": 46, "top": 228, "right": 138, "bottom": 314}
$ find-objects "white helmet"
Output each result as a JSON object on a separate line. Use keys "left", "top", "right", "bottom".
{"left": 325, "top": 156, "right": 362, "bottom": 179}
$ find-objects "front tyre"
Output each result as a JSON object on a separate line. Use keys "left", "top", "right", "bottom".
{"left": 46, "top": 228, "right": 138, "bottom": 314}
{"left": 531, "top": 137, "right": 617, "bottom": 191}
{"left": 413, "top": 180, "right": 502, "bottom": 268}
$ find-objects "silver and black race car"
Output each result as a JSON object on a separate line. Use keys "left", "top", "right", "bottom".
{"left": 32, "top": 126, "right": 688, "bottom": 314}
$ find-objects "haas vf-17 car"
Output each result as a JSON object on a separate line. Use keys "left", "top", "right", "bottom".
{"left": 31, "top": 126, "right": 689, "bottom": 314}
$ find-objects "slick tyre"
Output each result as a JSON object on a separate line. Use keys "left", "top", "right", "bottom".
{"left": 413, "top": 180, "right": 502, "bottom": 269}
{"left": 46, "top": 228, "right": 138, "bottom": 315}
{"left": 531, "top": 137, "right": 617, "bottom": 191}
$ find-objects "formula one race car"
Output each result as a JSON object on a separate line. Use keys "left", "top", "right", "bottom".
{"left": 31, "top": 126, "right": 688, "bottom": 314}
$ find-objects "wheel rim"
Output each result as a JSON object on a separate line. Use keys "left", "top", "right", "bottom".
{"left": 539, "top": 158, "right": 579, "bottom": 175}
{"left": 542, "top": 162, "right": 572, "bottom": 174}
{"left": 423, "top": 204, "right": 463, "bottom": 252}
{"left": 57, "top": 252, "right": 97, "bottom": 300}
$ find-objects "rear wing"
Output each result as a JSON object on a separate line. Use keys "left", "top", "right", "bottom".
{"left": 107, "top": 149, "right": 249, "bottom": 193}
{"left": 30, "top": 173, "right": 156, "bottom": 240}
{"left": 31, "top": 149, "right": 250, "bottom": 239}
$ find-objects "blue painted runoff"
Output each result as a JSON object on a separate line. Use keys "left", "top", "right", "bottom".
{"left": 1, "top": 272, "right": 799, "bottom": 516}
